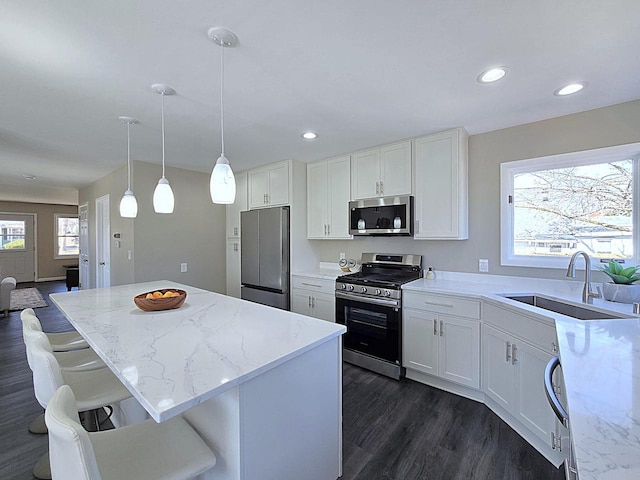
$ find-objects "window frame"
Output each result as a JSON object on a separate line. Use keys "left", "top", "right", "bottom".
{"left": 500, "top": 142, "right": 640, "bottom": 269}
{"left": 54, "top": 213, "right": 80, "bottom": 259}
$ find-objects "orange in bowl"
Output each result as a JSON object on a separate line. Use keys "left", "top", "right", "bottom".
{"left": 134, "top": 289, "right": 187, "bottom": 312}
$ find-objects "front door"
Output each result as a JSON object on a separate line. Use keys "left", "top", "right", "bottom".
{"left": 78, "top": 203, "right": 90, "bottom": 289}
{"left": 95, "top": 195, "right": 110, "bottom": 288}
{"left": 0, "top": 213, "right": 35, "bottom": 282}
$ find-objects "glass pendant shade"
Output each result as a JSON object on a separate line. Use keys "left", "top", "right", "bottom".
{"left": 210, "top": 155, "right": 236, "bottom": 204}
{"left": 119, "top": 189, "right": 138, "bottom": 218}
{"left": 153, "top": 177, "right": 174, "bottom": 213}
{"left": 119, "top": 116, "right": 139, "bottom": 218}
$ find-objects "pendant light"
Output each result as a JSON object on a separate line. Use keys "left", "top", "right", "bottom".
{"left": 151, "top": 84, "right": 176, "bottom": 213}
{"left": 208, "top": 27, "right": 237, "bottom": 204}
{"left": 118, "top": 116, "right": 139, "bottom": 218}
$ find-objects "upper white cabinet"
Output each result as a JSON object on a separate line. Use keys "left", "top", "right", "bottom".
{"left": 413, "top": 128, "right": 468, "bottom": 239}
{"left": 248, "top": 160, "right": 290, "bottom": 209}
{"left": 307, "top": 156, "right": 352, "bottom": 239}
{"left": 226, "top": 172, "right": 248, "bottom": 238}
{"left": 351, "top": 141, "right": 412, "bottom": 200}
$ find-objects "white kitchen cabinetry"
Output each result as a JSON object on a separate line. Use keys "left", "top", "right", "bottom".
{"left": 413, "top": 128, "right": 468, "bottom": 239}
{"left": 248, "top": 160, "right": 290, "bottom": 209}
{"left": 483, "top": 302, "right": 566, "bottom": 464}
{"left": 225, "top": 172, "right": 247, "bottom": 298}
{"left": 403, "top": 291, "right": 480, "bottom": 390}
{"left": 291, "top": 275, "right": 335, "bottom": 322}
{"left": 226, "top": 172, "right": 247, "bottom": 238}
{"left": 307, "top": 156, "right": 352, "bottom": 239}
{"left": 351, "top": 141, "right": 412, "bottom": 200}
{"left": 226, "top": 239, "right": 241, "bottom": 298}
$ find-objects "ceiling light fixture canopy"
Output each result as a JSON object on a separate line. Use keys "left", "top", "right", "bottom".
{"left": 208, "top": 26, "right": 237, "bottom": 205}
{"left": 118, "top": 116, "right": 139, "bottom": 218}
{"left": 151, "top": 84, "right": 176, "bottom": 213}
{"left": 554, "top": 82, "right": 588, "bottom": 96}
{"left": 477, "top": 66, "right": 509, "bottom": 83}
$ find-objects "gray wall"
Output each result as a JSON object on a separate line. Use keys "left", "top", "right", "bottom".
{"left": 79, "top": 160, "right": 226, "bottom": 293}
{"left": 317, "top": 99, "right": 640, "bottom": 281}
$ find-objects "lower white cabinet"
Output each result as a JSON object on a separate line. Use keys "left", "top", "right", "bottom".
{"left": 403, "top": 292, "right": 481, "bottom": 389}
{"left": 483, "top": 303, "right": 568, "bottom": 463}
{"left": 291, "top": 275, "right": 335, "bottom": 322}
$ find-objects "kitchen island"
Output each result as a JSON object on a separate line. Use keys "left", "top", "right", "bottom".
{"left": 50, "top": 281, "right": 346, "bottom": 480}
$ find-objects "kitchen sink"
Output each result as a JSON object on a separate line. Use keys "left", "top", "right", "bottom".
{"left": 502, "top": 294, "right": 630, "bottom": 320}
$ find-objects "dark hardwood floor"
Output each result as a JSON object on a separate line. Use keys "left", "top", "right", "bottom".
{"left": 0, "top": 281, "right": 565, "bottom": 479}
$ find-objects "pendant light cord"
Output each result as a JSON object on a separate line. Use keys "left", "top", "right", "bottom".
{"left": 161, "top": 92, "right": 166, "bottom": 178}
{"left": 220, "top": 38, "right": 225, "bottom": 157}
{"left": 126, "top": 123, "right": 132, "bottom": 190}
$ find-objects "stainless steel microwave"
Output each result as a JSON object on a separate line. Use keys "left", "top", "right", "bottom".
{"left": 349, "top": 196, "right": 414, "bottom": 236}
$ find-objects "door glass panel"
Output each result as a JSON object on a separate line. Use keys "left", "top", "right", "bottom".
{"left": 0, "top": 220, "right": 26, "bottom": 250}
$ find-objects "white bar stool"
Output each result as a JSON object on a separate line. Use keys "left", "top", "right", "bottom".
{"left": 46, "top": 385, "right": 216, "bottom": 480}
{"left": 21, "top": 308, "right": 89, "bottom": 351}
{"left": 28, "top": 340, "right": 133, "bottom": 479}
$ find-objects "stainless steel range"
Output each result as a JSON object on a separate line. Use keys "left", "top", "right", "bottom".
{"left": 335, "top": 253, "right": 422, "bottom": 379}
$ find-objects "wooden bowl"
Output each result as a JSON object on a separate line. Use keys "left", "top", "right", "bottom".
{"left": 134, "top": 289, "right": 187, "bottom": 312}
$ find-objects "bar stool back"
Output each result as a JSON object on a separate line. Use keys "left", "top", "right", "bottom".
{"left": 46, "top": 385, "right": 217, "bottom": 480}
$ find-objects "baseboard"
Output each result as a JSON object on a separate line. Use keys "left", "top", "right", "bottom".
{"left": 405, "top": 369, "right": 485, "bottom": 403}
{"left": 36, "top": 276, "right": 66, "bottom": 282}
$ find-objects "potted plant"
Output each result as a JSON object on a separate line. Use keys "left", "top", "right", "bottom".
{"left": 599, "top": 261, "right": 640, "bottom": 303}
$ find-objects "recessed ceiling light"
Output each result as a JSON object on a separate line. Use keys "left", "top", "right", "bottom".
{"left": 554, "top": 82, "right": 588, "bottom": 96}
{"left": 302, "top": 132, "right": 318, "bottom": 140}
{"left": 477, "top": 66, "right": 509, "bottom": 83}
{"left": 23, "top": 174, "right": 36, "bottom": 180}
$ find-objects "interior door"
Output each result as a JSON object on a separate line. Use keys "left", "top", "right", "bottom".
{"left": 78, "top": 203, "right": 90, "bottom": 289}
{"left": 95, "top": 195, "right": 110, "bottom": 288}
{"left": 0, "top": 213, "right": 35, "bottom": 282}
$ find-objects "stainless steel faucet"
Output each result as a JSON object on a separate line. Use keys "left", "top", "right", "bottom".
{"left": 566, "top": 251, "right": 601, "bottom": 304}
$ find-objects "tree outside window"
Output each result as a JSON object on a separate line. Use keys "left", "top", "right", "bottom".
{"left": 55, "top": 214, "right": 79, "bottom": 258}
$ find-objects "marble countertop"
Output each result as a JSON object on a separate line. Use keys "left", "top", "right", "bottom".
{"left": 50, "top": 281, "right": 345, "bottom": 422}
{"left": 403, "top": 271, "right": 640, "bottom": 479}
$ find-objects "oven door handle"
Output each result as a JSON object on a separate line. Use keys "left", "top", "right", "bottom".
{"left": 335, "top": 291, "right": 400, "bottom": 307}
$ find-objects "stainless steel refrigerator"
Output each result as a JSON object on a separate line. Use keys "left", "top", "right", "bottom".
{"left": 240, "top": 206, "right": 290, "bottom": 310}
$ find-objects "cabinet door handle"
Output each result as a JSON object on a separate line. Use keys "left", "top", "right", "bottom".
{"left": 376, "top": 181, "right": 379, "bottom": 195}
{"left": 308, "top": 296, "right": 312, "bottom": 307}
{"left": 233, "top": 243, "right": 238, "bottom": 252}
{"left": 234, "top": 226, "right": 238, "bottom": 236}
{"left": 327, "top": 224, "right": 330, "bottom": 235}
{"left": 439, "top": 320, "right": 444, "bottom": 336}
{"left": 511, "top": 344, "right": 518, "bottom": 365}
{"left": 424, "top": 301, "right": 453, "bottom": 308}
{"left": 551, "top": 341, "right": 558, "bottom": 353}
{"left": 301, "top": 282, "right": 322, "bottom": 288}
{"left": 380, "top": 181, "right": 383, "bottom": 194}
{"left": 311, "top": 297, "right": 315, "bottom": 308}
{"left": 506, "top": 342, "right": 512, "bottom": 362}
{"left": 433, "top": 319, "right": 437, "bottom": 335}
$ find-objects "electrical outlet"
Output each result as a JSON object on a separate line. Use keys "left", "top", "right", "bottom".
{"left": 479, "top": 259, "right": 489, "bottom": 273}
{"left": 181, "top": 263, "right": 188, "bottom": 273}
{"left": 339, "top": 252, "right": 346, "bottom": 260}
{"left": 127, "top": 250, "right": 132, "bottom": 260}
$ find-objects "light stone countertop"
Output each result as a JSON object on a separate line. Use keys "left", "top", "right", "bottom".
{"left": 50, "top": 281, "right": 345, "bottom": 422}
{"left": 403, "top": 271, "right": 640, "bottom": 480}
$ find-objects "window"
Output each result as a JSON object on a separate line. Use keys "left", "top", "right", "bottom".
{"left": 0, "top": 219, "right": 26, "bottom": 250}
{"left": 55, "top": 214, "right": 79, "bottom": 258}
{"left": 501, "top": 143, "right": 640, "bottom": 269}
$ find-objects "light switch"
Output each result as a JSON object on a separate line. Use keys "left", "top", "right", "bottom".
{"left": 181, "top": 263, "right": 188, "bottom": 273}
{"left": 479, "top": 259, "right": 489, "bottom": 273}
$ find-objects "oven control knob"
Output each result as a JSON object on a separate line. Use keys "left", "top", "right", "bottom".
{"left": 340, "top": 284, "right": 347, "bottom": 290}
{"left": 360, "top": 287, "right": 367, "bottom": 293}
{"left": 375, "top": 289, "right": 381, "bottom": 296}
{"left": 383, "top": 290, "right": 391, "bottom": 297}
{"left": 347, "top": 285, "right": 355, "bottom": 291}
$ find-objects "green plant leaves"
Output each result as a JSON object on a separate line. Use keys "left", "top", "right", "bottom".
{"left": 600, "top": 261, "right": 640, "bottom": 284}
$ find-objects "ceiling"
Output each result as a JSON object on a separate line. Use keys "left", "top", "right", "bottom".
{"left": 2, "top": 0, "right": 640, "bottom": 205}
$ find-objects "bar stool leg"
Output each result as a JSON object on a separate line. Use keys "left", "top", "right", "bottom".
{"left": 33, "top": 451, "right": 51, "bottom": 480}
{"left": 29, "top": 412, "right": 48, "bottom": 434}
